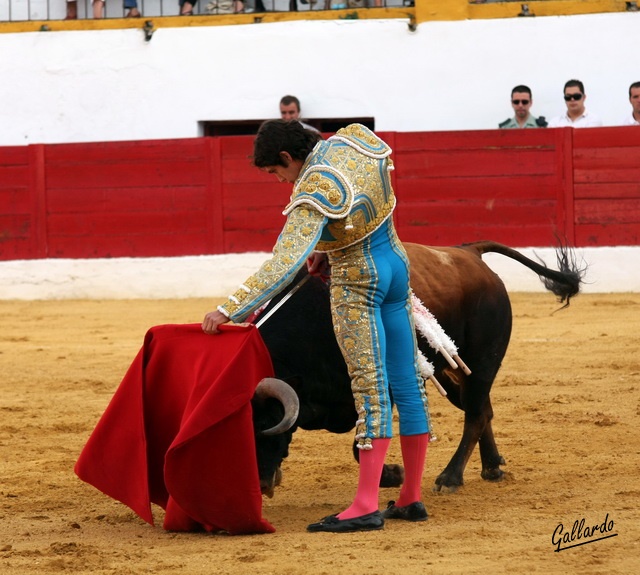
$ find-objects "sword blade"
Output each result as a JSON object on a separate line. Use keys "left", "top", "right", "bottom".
{"left": 254, "top": 274, "right": 311, "bottom": 329}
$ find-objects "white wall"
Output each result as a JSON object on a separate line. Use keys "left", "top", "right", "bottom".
{"left": 2, "top": 14, "right": 638, "bottom": 297}
{"left": 1, "top": 12, "right": 638, "bottom": 146}
{"left": 1, "top": 247, "right": 638, "bottom": 299}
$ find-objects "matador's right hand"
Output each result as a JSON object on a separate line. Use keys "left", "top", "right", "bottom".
{"left": 202, "top": 310, "right": 230, "bottom": 335}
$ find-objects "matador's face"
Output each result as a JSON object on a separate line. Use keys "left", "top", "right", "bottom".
{"left": 262, "top": 154, "right": 303, "bottom": 184}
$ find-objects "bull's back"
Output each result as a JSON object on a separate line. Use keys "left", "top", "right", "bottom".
{"left": 404, "top": 242, "right": 507, "bottom": 319}
{"left": 404, "top": 242, "right": 512, "bottom": 381}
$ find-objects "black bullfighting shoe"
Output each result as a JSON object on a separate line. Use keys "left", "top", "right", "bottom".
{"left": 382, "top": 500, "right": 428, "bottom": 522}
{"left": 307, "top": 510, "right": 384, "bottom": 533}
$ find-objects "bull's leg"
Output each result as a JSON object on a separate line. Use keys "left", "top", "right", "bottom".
{"left": 479, "top": 418, "right": 505, "bottom": 481}
{"left": 352, "top": 441, "right": 404, "bottom": 487}
{"left": 381, "top": 463, "right": 404, "bottom": 487}
{"left": 433, "top": 410, "right": 487, "bottom": 492}
{"left": 433, "top": 370, "right": 496, "bottom": 492}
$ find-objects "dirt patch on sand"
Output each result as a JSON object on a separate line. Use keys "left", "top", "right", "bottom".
{"left": 1, "top": 293, "right": 638, "bottom": 574}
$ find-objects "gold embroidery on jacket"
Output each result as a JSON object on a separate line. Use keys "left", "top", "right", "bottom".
{"left": 219, "top": 207, "right": 325, "bottom": 321}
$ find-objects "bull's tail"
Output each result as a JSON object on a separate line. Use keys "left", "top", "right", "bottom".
{"left": 462, "top": 240, "right": 587, "bottom": 308}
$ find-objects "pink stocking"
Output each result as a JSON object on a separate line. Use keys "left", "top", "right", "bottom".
{"left": 337, "top": 438, "right": 390, "bottom": 520}
{"left": 395, "top": 433, "right": 429, "bottom": 507}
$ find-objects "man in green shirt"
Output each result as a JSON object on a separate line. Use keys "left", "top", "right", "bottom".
{"left": 499, "top": 85, "right": 547, "bottom": 129}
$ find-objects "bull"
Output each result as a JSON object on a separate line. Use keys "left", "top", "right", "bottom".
{"left": 251, "top": 241, "right": 584, "bottom": 496}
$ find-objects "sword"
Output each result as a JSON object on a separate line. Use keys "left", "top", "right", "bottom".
{"left": 254, "top": 274, "right": 311, "bottom": 329}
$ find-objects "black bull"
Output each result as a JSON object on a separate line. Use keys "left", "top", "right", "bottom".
{"left": 251, "top": 241, "right": 584, "bottom": 496}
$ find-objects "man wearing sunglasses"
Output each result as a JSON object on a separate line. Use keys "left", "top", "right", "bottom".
{"left": 499, "top": 85, "right": 547, "bottom": 129}
{"left": 548, "top": 79, "right": 602, "bottom": 128}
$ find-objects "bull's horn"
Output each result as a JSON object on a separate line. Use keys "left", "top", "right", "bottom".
{"left": 254, "top": 377, "right": 300, "bottom": 436}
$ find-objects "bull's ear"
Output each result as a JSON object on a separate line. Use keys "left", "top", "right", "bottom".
{"left": 255, "top": 378, "right": 300, "bottom": 436}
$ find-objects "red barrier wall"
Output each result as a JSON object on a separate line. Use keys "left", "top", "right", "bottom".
{"left": 391, "top": 128, "right": 573, "bottom": 247}
{"left": 0, "top": 146, "right": 34, "bottom": 260}
{"left": 1, "top": 127, "right": 639, "bottom": 261}
{"left": 572, "top": 128, "right": 640, "bottom": 246}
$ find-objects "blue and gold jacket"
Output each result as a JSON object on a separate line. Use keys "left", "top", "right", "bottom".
{"left": 219, "top": 124, "right": 396, "bottom": 322}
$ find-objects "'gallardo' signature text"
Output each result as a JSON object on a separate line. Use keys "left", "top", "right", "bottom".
{"left": 552, "top": 513, "right": 618, "bottom": 552}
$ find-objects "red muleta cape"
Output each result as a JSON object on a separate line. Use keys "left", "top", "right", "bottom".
{"left": 75, "top": 323, "right": 276, "bottom": 535}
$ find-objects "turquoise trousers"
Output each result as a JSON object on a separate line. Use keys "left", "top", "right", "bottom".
{"left": 328, "top": 220, "right": 431, "bottom": 449}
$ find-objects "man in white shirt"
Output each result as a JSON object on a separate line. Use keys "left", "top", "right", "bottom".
{"left": 548, "top": 79, "right": 603, "bottom": 128}
{"left": 279, "top": 95, "right": 320, "bottom": 134}
{"left": 622, "top": 81, "right": 640, "bottom": 126}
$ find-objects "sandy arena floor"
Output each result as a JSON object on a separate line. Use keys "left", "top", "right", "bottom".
{"left": 1, "top": 293, "right": 639, "bottom": 575}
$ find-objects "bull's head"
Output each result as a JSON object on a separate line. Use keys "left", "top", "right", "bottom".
{"left": 252, "top": 378, "right": 300, "bottom": 497}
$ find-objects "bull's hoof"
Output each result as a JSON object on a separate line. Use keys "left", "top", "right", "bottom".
{"left": 260, "top": 466, "right": 283, "bottom": 498}
{"left": 432, "top": 482, "right": 459, "bottom": 494}
{"left": 432, "top": 471, "right": 463, "bottom": 493}
{"left": 481, "top": 467, "right": 504, "bottom": 482}
{"left": 380, "top": 464, "right": 404, "bottom": 487}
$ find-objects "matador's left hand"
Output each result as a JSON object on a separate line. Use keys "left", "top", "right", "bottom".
{"left": 307, "top": 251, "right": 331, "bottom": 281}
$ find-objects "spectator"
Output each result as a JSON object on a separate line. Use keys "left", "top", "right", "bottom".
{"left": 180, "top": 0, "right": 196, "bottom": 13}
{"left": 279, "top": 95, "right": 320, "bottom": 133}
{"left": 65, "top": 0, "right": 104, "bottom": 18}
{"left": 499, "top": 85, "right": 547, "bottom": 129}
{"left": 622, "top": 81, "right": 640, "bottom": 126}
{"left": 181, "top": 0, "right": 244, "bottom": 13}
{"left": 124, "top": 0, "right": 141, "bottom": 16}
{"left": 548, "top": 79, "right": 603, "bottom": 128}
